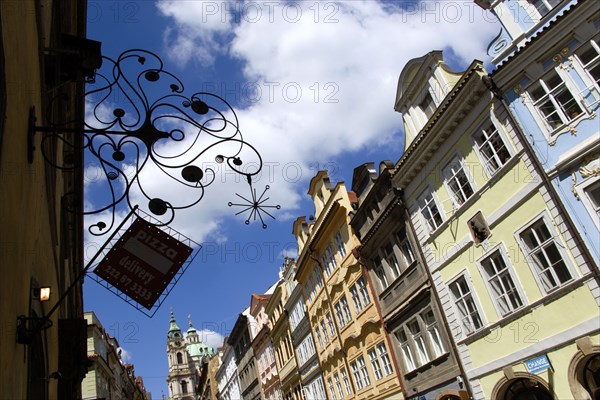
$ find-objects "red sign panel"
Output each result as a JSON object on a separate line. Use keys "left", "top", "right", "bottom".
{"left": 94, "top": 218, "right": 193, "bottom": 309}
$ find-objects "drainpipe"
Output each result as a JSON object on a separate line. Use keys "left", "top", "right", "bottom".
{"left": 483, "top": 75, "right": 600, "bottom": 287}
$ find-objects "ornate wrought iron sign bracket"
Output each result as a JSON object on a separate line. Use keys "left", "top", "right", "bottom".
{"left": 28, "top": 49, "right": 279, "bottom": 233}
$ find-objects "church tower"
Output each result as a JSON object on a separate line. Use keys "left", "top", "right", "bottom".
{"left": 165, "top": 311, "right": 198, "bottom": 400}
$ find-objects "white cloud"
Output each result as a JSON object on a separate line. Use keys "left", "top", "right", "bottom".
{"left": 126, "top": 0, "right": 500, "bottom": 242}
{"left": 197, "top": 329, "right": 225, "bottom": 349}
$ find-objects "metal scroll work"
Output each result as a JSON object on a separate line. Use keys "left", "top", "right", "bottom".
{"left": 29, "top": 49, "right": 278, "bottom": 234}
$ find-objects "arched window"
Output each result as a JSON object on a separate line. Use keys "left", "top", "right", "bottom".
{"left": 582, "top": 354, "right": 600, "bottom": 399}
{"left": 504, "top": 378, "right": 553, "bottom": 400}
{"left": 177, "top": 352, "right": 183, "bottom": 364}
{"left": 181, "top": 380, "right": 188, "bottom": 394}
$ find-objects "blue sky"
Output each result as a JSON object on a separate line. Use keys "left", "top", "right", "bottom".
{"left": 83, "top": 1, "right": 499, "bottom": 397}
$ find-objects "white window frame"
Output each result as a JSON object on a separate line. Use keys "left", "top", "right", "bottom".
{"left": 579, "top": 177, "right": 600, "bottom": 229}
{"left": 524, "top": 62, "right": 586, "bottom": 137}
{"left": 477, "top": 245, "right": 527, "bottom": 318}
{"left": 335, "top": 230, "right": 347, "bottom": 259}
{"left": 407, "top": 319, "right": 429, "bottom": 366}
{"left": 417, "top": 185, "right": 445, "bottom": 232}
{"left": 471, "top": 121, "right": 513, "bottom": 177}
{"left": 377, "top": 343, "right": 393, "bottom": 376}
{"left": 350, "top": 276, "right": 371, "bottom": 314}
{"left": 397, "top": 226, "right": 416, "bottom": 266}
{"left": 515, "top": 211, "right": 576, "bottom": 294}
{"left": 357, "top": 355, "right": 371, "bottom": 387}
{"left": 327, "top": 378, "right": 337, "bottom": 400}
{"left": 341, "top": 367, "right": 352, "bottom": 395}
{"left": 373, "top": 256, "right": 389, "bottom": 291}
{"left": 383, "top": 242, "right": 401, "bottom": 279}
{"left": 350, "top": 360, "right": 364, "bottom": 390}
{"left": 327, "top": 313, "right": 336, "bottom": 337}
{"left": 395, "top": 328, "right": 417, "bottom": 372}
{"left": 525, "top": 0, "right": 561, "bottom": 19}
{"left": 333, "top": 372, "right": 344, "bottom": 399}
{"left": 573, "top": 35, "right": 600, "bottom": 111}
{"left": 368, "top": 342, "right": 393, "bottom": 381}
{"left": 320, "top": 320, "right": 329, "bottom": 343}
{"left": 420, "top": 309, "right": 445, "bottom": 358}
{"left": 442, "top": 154, "right": 476, "bottom": 208}
{"left": 448, "top": 271, "right": 486, "bottom": 336}
{"left": 368, "top": 347, "right": 383, "bottom": 381}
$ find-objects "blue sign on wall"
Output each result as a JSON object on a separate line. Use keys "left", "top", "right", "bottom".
{"left": 524, "top": 355, "right": 552, "bottom": 374}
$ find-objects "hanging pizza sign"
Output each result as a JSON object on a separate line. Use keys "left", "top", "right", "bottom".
{"left": 94, "top": 218, "right": 193, "bottom": 309}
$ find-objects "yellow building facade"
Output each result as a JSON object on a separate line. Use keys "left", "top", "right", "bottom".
{"left": 0, "top": 1, "right": 89, "bottom": 399}
{"left": 293, "top": 171, "right": 404, "bottom": 400}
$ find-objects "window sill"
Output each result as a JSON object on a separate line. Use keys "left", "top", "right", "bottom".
{"left": 546, "top": 112, "right": 591, "bottom": 145}
{"left": 403, "top": 352, "right": 450, "bottom": 379}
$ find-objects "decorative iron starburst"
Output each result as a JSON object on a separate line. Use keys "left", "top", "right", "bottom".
{"left": 229, "top": 184, "right": 280, "bottom": 228}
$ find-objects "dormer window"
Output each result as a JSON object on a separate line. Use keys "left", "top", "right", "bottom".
{"left": 419, "top": 92, "right": 436, "bottom": 122}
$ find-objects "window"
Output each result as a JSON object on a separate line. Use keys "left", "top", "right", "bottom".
{"left": 351, "top": 356, "right": 370, "bottom": 390}
{"left": 368, "top": 343, "right": 393, "bottom": 380}
{"left": 358, "top": 356, "right": 371, "bottom": 387}
{"left": 397, "top": 227, "right": 416, "bottom": 265}
{"left": 322, "top": 245, "right": 337, "bottom": 277}
{"left": 449, "top": 275, "right": 484, "bottom": 335}
{"left": 296, "top": 335, "right": 316, "bottom": 365}
{"left": 528, "top": 0, "right": 561, "bottom": 17}
{"left": 417, "top": 187, "right": 444, "bottom": 231}
{"left": 289, "top": 301, "right": 306, "bottom": 331}
{"left": 384, "top": 242, "right": 401, "bottom": 278}
{"left": 357, "top": 277, "right": 371, "bottom": 307}
{"left": 304, "top": 376, "right": 326, "bottom": 400}
{"left": 421, "top": 309, "right": 444, "bottom": 358}
{"left": 377, "top": 343, "right": 394, "bottom": 376}
{"left": 181, "top": 380, "right": 188, "bottom": 394}
{"left": 327, "top": 313, "right": 336, "bottom": 337}
{"left": 327, "top": 378, "right": 337, "bottom": 400}
{"left": 368, "top": 348, "right": 383, "bottom": 380}
{"left": 176, "top": 352, "right": 183, "bottom": 364}
{"left": 341, "top": 367, "right": 352, "bottom": 395}
{"left": 350, "top": 277, "right": 371, "bottom": 313}
{"left": 335, "top": 296, "right": 352, "bottom": 327}
{"left": 395, "top": 329, "right": 417, "bottom": 372}
{"left": 373, "top": 256, "right": 389, "bottom": 290}
{"left": 480, "top": 250, "right": 524, "bottom": 316}
{"left": 575, "top": 37, "right": 600, "bottom": 100}
{"left": 527, "top": 68, "right": 582, "bottom": 130}
{"left": 408, "top": 320, "right": 429, "bottom": 365}
{"left": 473, "top": 124, "right": 511, "bottom": 176}
{"left": 314, "top": 269, "right": 323, "bottom": 289}
{"left": 584, "top": 179, "right": 600, "bottom": 220}
{"left": 519, "top": 216, "right": 573, "bottom": 292}
{"left": 315, "top": 326, "right": 323, "bottom": 348}
{"left": 443, "top": 156, "right": 475, "bottom": 207}
{"left": 420, "top": 92, "right": 437, "bottom": 121}
{"left": 320, "top": 320, "right": 329, "bottom": 342}
{"left": 336, "top": 231, "right": 347, "bottom": 258}
{"left": 333, "top": 373, "right": 344, "bottom": 398}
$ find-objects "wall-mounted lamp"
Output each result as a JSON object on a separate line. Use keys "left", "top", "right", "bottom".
{"left": 32, "top": 287, "right": 51, "bottom": 302}
{"left": 39, "top": 287, "right": 51, "bottom": 302}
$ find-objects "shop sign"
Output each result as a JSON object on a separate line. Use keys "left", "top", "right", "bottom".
{"left": 524, "top": 354, "right": 552, "bottom": 374}
{"left": 94, "top": 218, "right": 193, "bottom": 309}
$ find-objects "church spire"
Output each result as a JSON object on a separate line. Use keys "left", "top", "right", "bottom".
{"left": 167, "top": 309, "right": 182, "bottom": 340}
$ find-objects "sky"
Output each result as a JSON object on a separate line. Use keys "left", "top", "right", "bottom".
{"left": 83, "top": 1, "right": 500, "bottom": 397}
